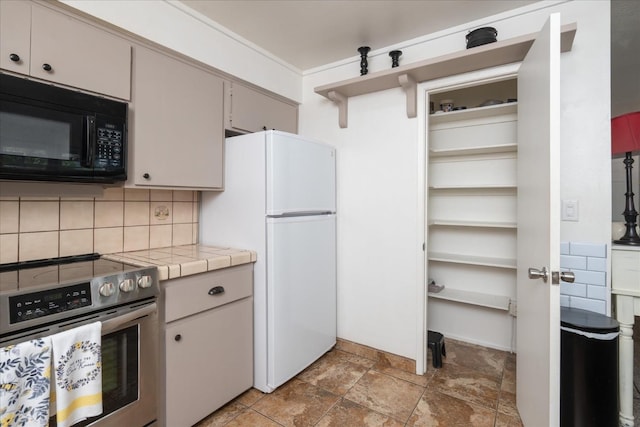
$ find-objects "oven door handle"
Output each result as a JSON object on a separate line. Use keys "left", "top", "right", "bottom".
{"left": 101, "top": 302, "right": 156, "bottom": 334}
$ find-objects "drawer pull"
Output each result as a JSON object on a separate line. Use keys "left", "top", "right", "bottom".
{"left": 208, "top": 286, "right": 225, "bottom": 295}
{"left": 174, "top": 334, "right": 182, "bottom": 342}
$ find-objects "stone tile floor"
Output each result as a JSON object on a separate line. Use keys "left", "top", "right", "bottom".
{"left": 194, "top": 338, "right": 523, "bottom": 426}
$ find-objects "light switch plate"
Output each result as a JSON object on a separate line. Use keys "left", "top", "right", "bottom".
{"left": 562, "top": 199, "right": 579, "bottom": 221}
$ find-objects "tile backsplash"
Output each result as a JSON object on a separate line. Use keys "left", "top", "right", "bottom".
{"left": 560, "top": 241, "right": 608, "bottom": 315}
{"left": 0, "top": 188, "right": 199, "bottom": 264}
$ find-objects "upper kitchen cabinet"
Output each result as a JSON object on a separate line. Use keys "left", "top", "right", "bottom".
{"left": 225, "top": 82, "right": 298, "bottom": 134}
{"left": 130, "top": 45, "right": 224, "bottom": 190}
{"left": 0, "top": 1, "right": 131, "bottom": 100}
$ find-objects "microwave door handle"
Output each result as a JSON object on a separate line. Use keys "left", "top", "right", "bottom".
{"left": 83, "top": 116, "right": 96, "bottom": 167}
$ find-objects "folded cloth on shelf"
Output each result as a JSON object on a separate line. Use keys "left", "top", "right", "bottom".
{"left": 50, "top": 322, "right": 102, "bottom": 427}
{"left": 0, "top": 338, "right": 52, "bottom": 427}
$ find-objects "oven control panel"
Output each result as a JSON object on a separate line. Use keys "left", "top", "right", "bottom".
{"left": 9, "top": 283, "right": 92, "bottom": 324}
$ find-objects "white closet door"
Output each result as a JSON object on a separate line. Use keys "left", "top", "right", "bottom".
{"left": 516, "top": 13, "right": 562, "bottom": 427}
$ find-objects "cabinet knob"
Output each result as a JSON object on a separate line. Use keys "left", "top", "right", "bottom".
{"left": 9, "top": 53, "right": 20, "bottom": 62}
{"left": 42, "top": 63, "right": 52, "bottom": 72}
{"left": 208, "top": 286, "right": 225, "bottom": 295}
{"left": 142, "top": 173, "right": 150, "bottom": 180}
{"left": 174, "top": 334, "right": 182, "bottom": 342}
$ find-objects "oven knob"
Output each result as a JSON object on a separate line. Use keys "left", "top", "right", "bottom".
{"left": 120, "top": 278, "right": 136, "bottom": 293}
{"left": 99, "top": 282, "right": 116, "bottom": 297}
{"left": 138, "top": 275, "right": 153, "bottom": 288}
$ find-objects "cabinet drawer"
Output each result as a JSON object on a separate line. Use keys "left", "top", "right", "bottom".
{"left": 612, "top": 249, "right": 640, "bottom": 294}
{"left": 163, "top": 264, "right": 252, "bottom": 322}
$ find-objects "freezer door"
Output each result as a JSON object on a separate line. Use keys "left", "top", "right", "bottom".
{"left": 266, "top": 132, "right": 336, "bottom": 215}
{"left": 266, "top": 214, "right": 337, "bottom": 390}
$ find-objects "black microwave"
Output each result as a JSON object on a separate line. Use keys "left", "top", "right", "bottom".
{"left": 0, "top": 74, "right": 127, "bottom": 183}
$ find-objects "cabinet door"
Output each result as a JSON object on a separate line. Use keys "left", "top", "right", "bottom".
{"left": 164, "top": 297, "right": 253, "bottom": 427}
{"left": 0, "top": 0, "right": 31, "bottom": 75}
{"left": 29, "top": 5, "right": 131, "bottom": 99}
{"left": 228, "top": 82, "right": 298, "bottom": 134}
{"left": 132, "top": 46, "right": 224, "bottom": 189}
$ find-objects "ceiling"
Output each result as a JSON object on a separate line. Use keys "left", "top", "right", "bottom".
{"left": 178, "top": 0, "right": 638, "bottom": 115}
{"left": 178, "top": 0, "right": 537, "bottom": 71}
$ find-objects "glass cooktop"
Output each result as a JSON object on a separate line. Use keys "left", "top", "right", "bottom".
{"left": 0, "top": 253, "right": 143, "bottom": 292}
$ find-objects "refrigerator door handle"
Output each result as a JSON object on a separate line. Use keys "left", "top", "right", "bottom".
{"left": 269, "top": 211, "right": 335, "bottom": 218}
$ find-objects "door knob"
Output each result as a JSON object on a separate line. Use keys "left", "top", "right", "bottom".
{"left": 528, "top": 267, "right": 548, "bottom": 282}
{"left": 552, "top": 271, "right": 575, "bottom": 285}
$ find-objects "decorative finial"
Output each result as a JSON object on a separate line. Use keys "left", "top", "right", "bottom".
{"left": 358, "top": 46, "right": 371, "bottom": 76}
{"left": 389, "top": 50, "right": 402, "bottom": 68}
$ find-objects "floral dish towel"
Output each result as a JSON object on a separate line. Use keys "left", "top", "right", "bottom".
{"left": 0, "top": 338, "right": 52, "bottom": 427}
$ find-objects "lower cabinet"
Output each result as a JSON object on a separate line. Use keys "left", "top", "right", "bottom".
{"left": 161, "top": 264, "right": 253, "bottom": 427}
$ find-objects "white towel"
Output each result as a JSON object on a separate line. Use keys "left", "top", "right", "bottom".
{"left": 0, "top": 338, "right": 52, "bottom": 427}
{"left": 51, "top": 322, "right": 102, "bottom": 427}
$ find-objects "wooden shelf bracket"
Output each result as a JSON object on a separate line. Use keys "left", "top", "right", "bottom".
{"left": 327, "top": 90, "right": 348, "bottom": 128}
{"left": 398, "top": 74, "right": 417, "bottom": 118}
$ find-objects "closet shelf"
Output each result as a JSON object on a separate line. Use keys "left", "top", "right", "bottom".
{"left": 428, "top": 251, "right": 517, "bottom": 269}
{"left": 314, "top": 23, "right": 576, "bottom": 128}
{"left": 429, "top": 219, "right": 517, "bottom": 229}
{"left": 429, "top": 143, "right": 517, "bottom": 158}
{"left": 428, "top": 288, "right": 511, "bottom": 311}
{"left": 429, "top": 184, "right": 517, "bottom": 190}
{"left": 429, "top": 102, "right": 517, "bottom": 125}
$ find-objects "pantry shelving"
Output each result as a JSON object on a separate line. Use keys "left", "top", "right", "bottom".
{"left": 429, "top": 219, "right": 517, "bottom": 229}
{"left": 426, "top": 79, "right": 518, "bottom": 347}
{"left": 428, "top": 252, "right": 516, "bottom": 270}
{"left": 428, "top": 288, "right": 511, "bottom": 311}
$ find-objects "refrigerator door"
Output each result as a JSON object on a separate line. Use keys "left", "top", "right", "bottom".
{"left": 266, "top": 214, "right": 336, "bottom": 390}
{"left": 266, "top": 132, "right": 336, "bottom": 216}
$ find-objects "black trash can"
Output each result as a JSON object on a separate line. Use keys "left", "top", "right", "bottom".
{"left": 560, "top": 306, "right": 619, "bottom": 427}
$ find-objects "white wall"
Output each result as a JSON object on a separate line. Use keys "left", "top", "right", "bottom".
{"left": 300, "top": 0, "right": 611, "bottom": 359}
{"left": 60, "top": 0, "right": 302, "bottom": 102}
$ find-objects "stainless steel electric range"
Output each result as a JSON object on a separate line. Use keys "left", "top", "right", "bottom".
{"left": 0, "top": 253, "right": 159, "bottom": 427}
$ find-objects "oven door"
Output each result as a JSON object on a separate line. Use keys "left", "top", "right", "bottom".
{"left": 71, "top": 302, "right": 158, "bottom": 427}
{"left": 0, "top": 301, "right": 158, "bottom": 427}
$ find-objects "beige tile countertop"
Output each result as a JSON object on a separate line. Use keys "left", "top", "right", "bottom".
{"left": 103, "top": 244, "right": 256, "bottom": 281}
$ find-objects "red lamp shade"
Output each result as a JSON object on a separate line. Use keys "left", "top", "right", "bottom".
{"left": 612, "top": 111, "right": 640, "bottom": 155}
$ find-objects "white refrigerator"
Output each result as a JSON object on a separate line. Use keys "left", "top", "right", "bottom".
{"left": 200, "top": 130, "right": 336, "bottom": 393}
